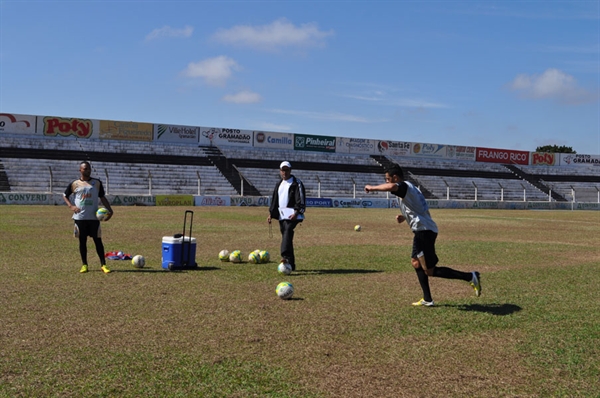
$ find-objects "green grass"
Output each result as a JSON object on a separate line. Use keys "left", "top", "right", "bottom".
{"left": 0, "top": 206, "right": 599, "bottom": 397}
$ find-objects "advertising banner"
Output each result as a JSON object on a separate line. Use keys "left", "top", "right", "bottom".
{"left": 294, "top": 134, "right": 336, "bottom": 152}
{"left": 336, "top": 137, "right": 377, "bottom": 154}
{"left": 0, "top": 192, "right": 52, "bottom": 205}
{"left": 445, "top": 145, "right": 476, "bottom": 161}
{"left": 530, "top": 152, "right": 557, "bottom": 166}
{"left": 110, "top": 195, "right": 156, "bottom": 206}
{"left": 155, "top": 195, "right": 194, "bottom": 206}
{"left": 230, "top": 196, "right": 270, "bottom": 206}
{"left": 331, "top": 198, "right": 389, "bottom": 208}
{"left": 560, "top": 153, "right": 600, "bottom": 167}
{"left": 476, "top": 147, "right": 529, "bottom": 165}
{"left": 412, "top": 143, "right": 447, "bottom": 158}
{"left": 0, "top": 113, "right": 36, "bottom": 135}
{"left": 99, "top": 120, "right": 153, "bottom": 141}
{"left": 306, "top": 197, "right": 333, "bottom": 207}
{"left": 199, "top": 127, "right": 253, "bottom": 147}
{"left": 39, "top": 116, "right": 98, "bottom": 139}
{"left": 155, "top": 124, "right": 200, "bottom": 144}
{"left": 376, "top": 140, "right": 411, "bottom": 157}
{"left": 253, "top": 131, "right": 294, "bottom": 150}
{"left": 195, "top": 196, "right": 231, "bottom": 206}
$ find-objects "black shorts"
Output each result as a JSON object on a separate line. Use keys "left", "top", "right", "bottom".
{"left": 411, "top": 230, "right": 439, "bottom": 268}
{"left": 74, "top": 219, "right": 102, "bottom": 239}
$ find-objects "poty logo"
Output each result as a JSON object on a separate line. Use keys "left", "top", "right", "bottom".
{"left": 532, "top": 152, "right": 555, "bottom": 166}
{"left": 44, "top": 117, "right": 92, "bottom": 138}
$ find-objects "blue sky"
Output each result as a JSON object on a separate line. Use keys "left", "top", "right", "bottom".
{"left": 1, "top": 1, "right": 599, "bottom": 154}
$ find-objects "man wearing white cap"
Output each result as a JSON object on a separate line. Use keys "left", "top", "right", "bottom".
{"left": 267, "top": 161, "right": 306, "bottom": 271}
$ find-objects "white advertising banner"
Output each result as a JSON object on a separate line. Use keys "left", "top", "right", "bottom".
{"left": 253, "top": 131, "right": 294, "bottom": 150}
{"left": 375, "top": 140, "right": 411, "bottom": 157}
{"left": 195, "top": 196, "right": 231, "bottom": 206}
{"left": 199, "top": 127, "right": 253, "bottom": 147}
{"left": 445, "top": 145, "right": 476, "bottom": 161}
{"left": 412, "top": 143, "right": 447, "bottom": 158}
{"left": 155, "top": 124, "right": 200, "bottom": 144}
{"left": 0, "top": 113, "right": 37, "bottom": 135}
{"left": 560, "top": 153, "right": 600, "bottom": 167}
{"left": 336, "top": 137, "right": 377, "bottom": 154}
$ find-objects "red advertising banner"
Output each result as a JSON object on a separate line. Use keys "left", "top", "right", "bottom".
{"left": 476, "top": 147, "right": 529, "bottom": 165}
{"left": 531, "top": 152, "right": 556, "bottom": 166}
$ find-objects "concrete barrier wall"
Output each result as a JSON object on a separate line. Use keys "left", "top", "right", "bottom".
{"left": 0, "top": 192, "right": 598, "bottom": 210}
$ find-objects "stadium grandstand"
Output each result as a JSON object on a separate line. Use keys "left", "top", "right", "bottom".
{"left": 0, "top": 113, "right": 598, "bottom": 205}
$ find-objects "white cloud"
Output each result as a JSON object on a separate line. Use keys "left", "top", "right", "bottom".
{"left": 508, "top": 68, "right": 596, "bottom": 104}
{"left": 269, "top": 109, "right": 388, "bottom": 123}
{"left": 146, "top": 25, "right": 193, "bottom": 41}
{"left": 212, "top": 18, "right": 334, "bottom": 51}
{"left": 222, "top": 90, "right": 262, "bottom": 104}
{"left": 180, "top": 56, "right": 240, "bottom": 86}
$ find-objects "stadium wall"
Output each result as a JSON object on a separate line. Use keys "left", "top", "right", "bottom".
{"left": 1, "top": 192, "right": 598, "bottom": 211}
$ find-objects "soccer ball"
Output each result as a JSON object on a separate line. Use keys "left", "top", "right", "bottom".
{"left": 259, "top": 250, "right": 270, "bottom": 264}
{"left": 248, "top": 252, "right": 260, "bottom": 264}
{"left": 278, "top": 261, "right": 292, "bottom": 275}
{"left": 132, "top": 254, "right": 145, "bottom": 268}
{"left": 354, "top": 225, "right": 361, "bottom": 232}
{"left": 276, "top": 282, "right": 294, "bottom": 300}
{"left": 229, "top": 250, "right": 242, "bottom": 263}
{"left": 96, "top": 207, "right": 110, "bottom": 221}
{"left": 218, "top": 250, "right": 230, "bottom": 261}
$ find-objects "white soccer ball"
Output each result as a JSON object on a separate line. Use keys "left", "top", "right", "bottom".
{"left": 278, "top": 261, "right": 292, "bottom": 275}
{"left": 276, "top": 282, "right": 294, "bottom": 300}
{"left": 248, "top": 252, "right": 260, "bottom": 264}
{"left": 219, "top": 250, "right": 230, "bottom": 261}
{"left": 132, "top": 254, "right": 145, "bottom": 268}
{"left": 354, "top": 225, "right": 361, "bottom": 232}
{"left": 259, "top": 250, "right": 270, "bottom": 264}
{"left": 229, "top": 250, "right": 242, "bottom": 263}
{"left": 96, "top": 207, "right": 110, "bottom": 221}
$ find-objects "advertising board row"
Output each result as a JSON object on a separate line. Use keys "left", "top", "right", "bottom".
{"left": 2, "top": 192, "right": 598, "bottom": 211}
{"left": 1, "top": 112, "right": 599, "bottom": 167}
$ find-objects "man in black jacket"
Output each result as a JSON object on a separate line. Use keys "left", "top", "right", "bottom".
{"left": 268, "top": 161, "right": 306, "bottom": 271}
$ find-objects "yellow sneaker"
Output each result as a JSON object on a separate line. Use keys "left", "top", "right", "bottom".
{"left": 101, "top": 265, "right": 111, "bottom": 274}
{"left": 412, "top": 298, "right": 434, "bottom": 307}
{"left": 80, "top": 264, "right": 88, "bottom": 273}
{"left": 470, "top": 271, "right": 481, "bottom": 297}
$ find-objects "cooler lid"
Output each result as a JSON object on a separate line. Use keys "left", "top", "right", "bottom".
{"left": 162, "top": 236, "right": 196, "bottom": 244}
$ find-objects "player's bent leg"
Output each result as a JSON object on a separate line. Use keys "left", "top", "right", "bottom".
{"left": 417, "top": 252, "right": 435, "bottom": 276}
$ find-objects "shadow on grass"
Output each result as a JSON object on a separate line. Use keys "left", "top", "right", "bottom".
{"left": 292, "top": 269, "right": 384, "bottom": 275}
{"left": 114, "top": 266, "right": 221, "bottom": 273}
{"left": 440, "top": 303, "right": 522, "bottom": 315}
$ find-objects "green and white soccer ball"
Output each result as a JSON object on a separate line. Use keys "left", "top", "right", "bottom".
{"left": 278, "top": 261, "right": 292, "bottom": 275}
{"left": 132, "top": 254, "right": 145, "bottom": 268}
{"left": 229, "top": 250, "right": 242, "bottom": 263}
{"left": 248, "top": 252, "right": 260, "bottom": 264}
{"left": 219, "top": 250, "right": 230, "bottom": 261}
{"left": 276, "top": 282, "right": 294, "bottom": 300}
{"left": 259, "top": 250, "right": 270, "bottom": 264}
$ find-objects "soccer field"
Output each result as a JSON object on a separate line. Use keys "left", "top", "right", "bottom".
{"left": 1, "top": 206, "right": 599, "bottom": 397}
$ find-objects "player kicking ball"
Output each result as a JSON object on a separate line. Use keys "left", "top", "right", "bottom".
{"left": 365, "top": 164, "right": 481, "bottom": 306}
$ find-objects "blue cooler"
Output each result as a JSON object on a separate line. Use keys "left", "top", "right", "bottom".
{"left": 162, "top": 236, "right": 197, "bottom": 270}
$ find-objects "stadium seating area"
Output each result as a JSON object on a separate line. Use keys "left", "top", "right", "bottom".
{"left": 0, "top": 134, "right": 598, "bottom": 202}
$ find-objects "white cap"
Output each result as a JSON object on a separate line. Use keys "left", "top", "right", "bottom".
{"left": 280, "top": 161, "right": 292, "bottom": 169}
